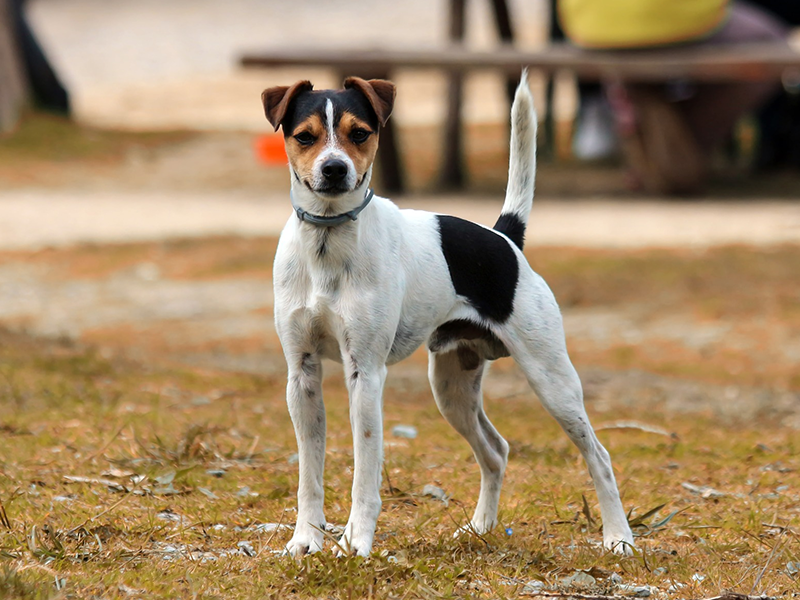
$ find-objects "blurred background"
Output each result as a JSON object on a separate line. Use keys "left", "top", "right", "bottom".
{"left": 1, "top": 0, "right": 799, "bottom": 415}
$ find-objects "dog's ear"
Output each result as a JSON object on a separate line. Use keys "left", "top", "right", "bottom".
{"left": 343, "top": 77, "right": 396, "bottom": 127}
{"left": 261, "top": 80, "right": 313, "bottom": 132}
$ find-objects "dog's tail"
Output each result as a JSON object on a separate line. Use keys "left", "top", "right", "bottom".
{"left": 493, "top": 70, "right": 537, "bottom": 250}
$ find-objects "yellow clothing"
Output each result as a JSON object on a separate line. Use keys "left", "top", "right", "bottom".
{"left": 558, "top": 0, "right": 730, "bottom": 49}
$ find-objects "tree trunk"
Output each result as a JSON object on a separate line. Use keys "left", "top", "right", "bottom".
{"left": 0, "top": 0, "right": 27, "bottom": 133}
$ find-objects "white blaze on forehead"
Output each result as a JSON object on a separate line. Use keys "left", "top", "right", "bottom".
{"left": 325, "top": 99, "right": 336, "bottom": 146}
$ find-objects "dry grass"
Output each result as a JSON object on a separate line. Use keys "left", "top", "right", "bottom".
{"left": 1, "top": 241, "right": 799, "bottom": 599}
{"left": 0, "top": 112, "right": 193, "bottom": 187}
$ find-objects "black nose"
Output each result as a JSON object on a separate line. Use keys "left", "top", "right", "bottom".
{"left": 321, "top": 159, "right": 348, "bottom": 183}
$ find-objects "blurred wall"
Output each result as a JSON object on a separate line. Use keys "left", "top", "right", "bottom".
{"left": 26, "top": 0, "right": 558, "bottom": 131}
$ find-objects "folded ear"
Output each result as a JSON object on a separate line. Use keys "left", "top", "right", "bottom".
{"left": 261, "top": 80, "right": 313, "bottom": 132}
{"left": 343, "top": 77, "right": 396, "bottom": 127}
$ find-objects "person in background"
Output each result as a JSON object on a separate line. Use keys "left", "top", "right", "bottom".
{"left": 557, "top": 0, "right": 789, "bottom": 194}
{"left": 549, "top": 2, "right": 618, "bottom": 161}
{"left": 748, "top": 0, "right": 800, "bottom": 170}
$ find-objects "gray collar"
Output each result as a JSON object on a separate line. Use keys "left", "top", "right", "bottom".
{"left": 291, "top": 188, "right": 374, "bottom": 227}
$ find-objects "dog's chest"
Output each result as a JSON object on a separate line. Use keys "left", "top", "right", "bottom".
{"left": 276, "top": 257, "right": 364, "bottom": 358}
{"left": 290, "top": 265, "right": 349, "bottom": 318}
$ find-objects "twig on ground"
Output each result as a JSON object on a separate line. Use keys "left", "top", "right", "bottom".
{"left": 581, "top": 494, "right": 596, "bottom": 530}
{"left": 383, "top": 463, "right": 396, "bottom": 495}
{"left": 82, "top": 420, "right": 130, "bottom": 464}
{"left": 244, "top": 434, "right": 259, "bottom": 462}
{"left": 310, "top": 522, "right": 348, "bottom": 556}
{"left": 63, "top": 475, "right": 128, "bottom": 492}
{"left": 0, "top": 496, "right": 11, "bottom": 529}
{"left": 750, "top": 531, "right": 785, "bottom": 595}
{"left": 596, "top": 421, "right": 674, "bottom": 437}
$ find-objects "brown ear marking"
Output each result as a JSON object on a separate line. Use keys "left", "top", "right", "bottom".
{"left": 343, "top": 77, "right": 396, "bottom": 127}
{"left": 261, "top": 80, "right": 313, "bottom": 132}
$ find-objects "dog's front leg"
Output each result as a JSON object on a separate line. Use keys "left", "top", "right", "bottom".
{"left": 339, "top": 359, "right": 387, "bottom": 557}
{"left": 284, "top": 351, "right": 327, "bottom": 557}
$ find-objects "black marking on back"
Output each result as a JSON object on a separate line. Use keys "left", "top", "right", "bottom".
{"left": 493, "top": 213, "right": 526, "bottom": 249}
{"left": 428, "top": 319, "right": 509, "bottom": 361}
{"left": 436, "top": 215, "right": 518, "bottom": 323}
{"left": 280, "top": 88, "right": 379, "bottom": 136}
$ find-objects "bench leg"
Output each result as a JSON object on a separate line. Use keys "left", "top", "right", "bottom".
{"left": 542, "top": 74, "right": 556, "bottom": 161}
{"left": 440, "top": 70, "right": 465, "bottom": 190}
{"left": 377, "top": 117, "right": 404, "bottom": 193}
{"left": 440, "top": 0, "right": 517, "bottom": 189}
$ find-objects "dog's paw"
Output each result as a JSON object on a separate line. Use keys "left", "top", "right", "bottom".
{"left": 452, "top": 517, "right": 496, "bottom": 539}
{"left": 603, "top": 532, "right": 636, "bottom": 556}
{"left": 284, "top": 530, "right": 324, "bottom": 557}
{"left": 334, "top": 522, "right": 373, "bottom": 557}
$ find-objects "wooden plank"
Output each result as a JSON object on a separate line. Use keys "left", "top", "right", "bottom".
{"left": 241, "top": 42, "right": 800, "bottom": 82}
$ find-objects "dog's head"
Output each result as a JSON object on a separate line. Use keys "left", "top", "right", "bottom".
{"left": 262, "top": 77, "right": 395, "bottom": 197}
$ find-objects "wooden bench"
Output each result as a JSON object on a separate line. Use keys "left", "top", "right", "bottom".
{"left": 240, "top": 41, "right": 800, "bottom": 191}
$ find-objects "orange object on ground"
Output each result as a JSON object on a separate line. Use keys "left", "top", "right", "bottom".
{"left": 255, "top": 133, "right": 288, "bottom": 165}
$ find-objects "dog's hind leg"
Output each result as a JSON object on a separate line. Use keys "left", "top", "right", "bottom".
{"left": 428, "top": 348, "right": 509, "bottom": 535}
{"left": 501, "top": 319, "right": 635, "bottom": 554}
{"left": 284, "top": 351, "right": 327, "bottom": 556}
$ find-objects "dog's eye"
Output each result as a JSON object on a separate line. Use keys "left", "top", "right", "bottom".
{"left": 294, "top": 132, "right": 316, "bottom": 146}
{"left": 350, "top": 129, "right": 371, "bottom": 145}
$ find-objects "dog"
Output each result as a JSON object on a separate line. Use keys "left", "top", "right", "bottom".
{"left": 261, "top": 74, "right": 635, "bottom": 557}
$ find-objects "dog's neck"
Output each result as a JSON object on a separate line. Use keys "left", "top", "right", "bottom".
{"left": 289, "top": 167, "right": 375, "bottom": 262}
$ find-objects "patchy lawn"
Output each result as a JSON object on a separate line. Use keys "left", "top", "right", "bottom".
{"left": 1, "top": 241, "right": 799, "bottom": 599}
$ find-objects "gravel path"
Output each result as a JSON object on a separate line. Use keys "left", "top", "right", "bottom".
{"left": 2, "top": 188, "right": 799, "bottom": 250}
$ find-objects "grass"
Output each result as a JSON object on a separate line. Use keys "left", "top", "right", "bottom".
{"left": 1, "top": 241, "right": 800, "bottom": 599}
{"left": 0, "top": 111, "right": 192, "bottom": 187}
{"left": 0, "top": 111, "right": 190, "bottom": 163}
{"left": 0, "top": 336, "right": 798, "bottom": 598}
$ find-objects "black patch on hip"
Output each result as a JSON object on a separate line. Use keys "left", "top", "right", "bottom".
{"left": 436, "top": 215, "right": 518, "bottom": 322}
{"left": 456, "top": 346, "right": 481, "bottom": 371}
{"left": 493, "top": 213, "right": 526, "bottom": 249}
{"left": 428, "top": 319, "right": 510, "bottom": 361}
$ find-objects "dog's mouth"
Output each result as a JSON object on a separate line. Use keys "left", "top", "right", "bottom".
{"left": 307, "top": 180, "right": 351, "bottom": 196}
{"left": 300, "top": 172, "right": 368, "bottom": 197}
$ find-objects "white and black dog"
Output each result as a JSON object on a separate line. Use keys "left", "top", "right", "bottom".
{"left": 262, "top": 74, "right": 635, "bottom": 557}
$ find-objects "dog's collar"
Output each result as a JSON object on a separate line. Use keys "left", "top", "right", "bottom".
{"left": 291, "top": 188, "right": 374, "bottom": 227}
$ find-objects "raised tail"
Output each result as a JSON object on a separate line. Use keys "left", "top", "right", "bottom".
{"left": 493, "top": 70, "right": 537, "bottom": 249}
